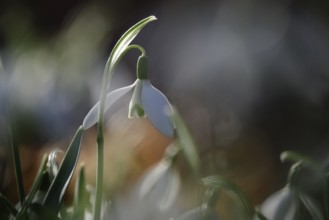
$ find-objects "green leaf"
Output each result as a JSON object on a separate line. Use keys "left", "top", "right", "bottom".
{"left": 16, "top": 154, "right": 48, "bottom": 219}
{"left": 0, "top": 193, "right": 17, "bottom": 216}
{"left": 10, "top": 125, "right": 26, "bottom": 206}
{"left": 0, "top": 56, "right": 4, "bottom": 75}
{"left": 73, "top": 165, "right": 87, "bottom": 220}
{"left": 105, "top": 15, "right": 157, "bottom": 81}
{"left": 170, "top": 108, "right": 200, "bottom": 175}
{"left": 42, "top": 126, "right": 84, "bottom": 214}
{"left": 202, "top": 176, "right": 254, "bottom": 220}
{"left": 324, "top": 174, "right": 329, "bottom": 219}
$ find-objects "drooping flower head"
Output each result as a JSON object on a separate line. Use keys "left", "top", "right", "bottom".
{"left": 137, "top": 143, "right": 181, "bottom": 211}
{"left": 83, "top": 55, "right": 175, "bottom": 138}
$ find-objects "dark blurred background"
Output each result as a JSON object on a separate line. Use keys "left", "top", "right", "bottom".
{"left": 1, "top": 0, "right": 329, "bottom": 214}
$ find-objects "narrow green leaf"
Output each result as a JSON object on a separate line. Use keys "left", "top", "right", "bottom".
{"left": 10, "top": 131, "right": 26, "bottom": 206}
{"left": 324, "top": 174, "right": 329, "bottom": 219}
{"left": 0, "top": 193, "right": 17, "bottom": 216}
{"left": 43, "top": 127, "right": 84, "bottom": 214}
{"left": 16, "top": 154, "right": 48, "bottom": 219}
{"left": 73, "top": 165, "right": 87, "bottom": 220}
{"left": 170, "top": 108, "right": 200, "bottom": 175}
{"left": 0, "top": 56, "right": 26, "bottom": 206}
{"left": 105, "top": 15, "right": 157, "bottom": 82}
{"left": 0, "top": 56, "right": 4, "bottom": 74}
{"left": 202, "top": 175, "right": 254, "bottom": 220}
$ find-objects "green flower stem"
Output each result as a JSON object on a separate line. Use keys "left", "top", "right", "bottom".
{"left": 136, "top": 55, "right": 148, "bottom": 79}
{"left": 203, "top": 188, "right": 219, "bottom": 209}
{"left": 280, "top": 151, "right": 323, "bottom": 171}
{"left": 286, "top": 161, "right": 303, "bottom": 189}
{"left": 10, "top": 132, "right": 25, "bottom": 206}
{"left": 0, "top": 58, "right": 25, "bottom": 206}
{"left": 93, "top": 16, "right": 156, "bottom": 219}
{"left": 94, "top": 44, "right": 146, "bottom": 220}
{"left": 202, "top": 176, "right": 254, "bottom": 220}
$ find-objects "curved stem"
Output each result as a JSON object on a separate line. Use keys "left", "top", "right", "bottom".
{"left": 93, "top": 44, "right": 145, "bottom": 220}
{"left": 287, "top": 161, "right": 303, "bottom": 190}
{"left": 126, "top": 44, "right": 145, "bottom": 56}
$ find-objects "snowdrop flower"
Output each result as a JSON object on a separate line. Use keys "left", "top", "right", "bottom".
{"left": 258, "top": 161, "right": 324, "bottom": 220}
{"left": 138, "top": 144, "right": 181, "bottom": 211}
{"left": 82, "top": 55, "right": 174, "bottom": 138}
{"left": 177, "top": 204, "right": 220, "bottom": 220}
{"left": 259, "top": 187, "right": 297, "bottom": 220}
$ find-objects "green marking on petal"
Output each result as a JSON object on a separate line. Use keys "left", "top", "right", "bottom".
{"left": 128, "top": 79, "right": 146, "bottom": 118}
{"left": 128, "top": 103, "right": 146, "bottom": 118}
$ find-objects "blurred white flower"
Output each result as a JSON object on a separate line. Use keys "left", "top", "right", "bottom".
{"left": 177, "top": 204, "right": 220, "bottom": 220}
{"left": 259, "top": 188, "right": 297, "bottom": 220}
{"left": 82, "top": 79, "right": 174, "bottom": 138}
{"left": 259, "top": 186, "right": 325, "bottom": 220}
{"left": 138, "top": 158, "right": 180, "bottom": 211}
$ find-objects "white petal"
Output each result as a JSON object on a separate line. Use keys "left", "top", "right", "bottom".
{"left": 82, "top": 82, "right": 136, "bottom": 129}
{"left": 158, "top": 169, "right": 180, "bottom": 211}
{"left": 138, "top": 160, "right": 171, "bottom": 199}
{"left": 141, "top": 80, "right": 174, "bottom": 138}
{"left": 261, "top": 188, "right": 297, "bottom": 220}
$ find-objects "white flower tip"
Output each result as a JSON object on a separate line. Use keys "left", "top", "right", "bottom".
{"left": 158, "top": 170, "right": 180, "bottom": 211}
{"left": 82, "top": 82, "right": 136, "bottom": 130}
{"left": 138, "top": 161, "right": 170, "bottom": 199}
{"left": 82, "top": 105, "right": 99, "bottom": 130}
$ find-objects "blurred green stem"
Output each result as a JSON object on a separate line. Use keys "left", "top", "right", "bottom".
{"left": 0, "top": 58, "right": 25, "bottom": 205}
{"left": 93, "top": 16, "right": 156, "bottom": 219}
{"left": 324, "top": 174, "right": 329, "bottom": 219}
{"left": 16, "top": 155, "right": 48, "bottom": 220}
{"left": 10, "top": 131, "right": 25, "bottom": 206}
{"left": 94, "top": 45, "right": 145, "bottom": 220}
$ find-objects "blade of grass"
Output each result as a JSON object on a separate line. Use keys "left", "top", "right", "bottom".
{"left": 0, "top": 56, "right": 25, "bottom": 206}
{"left": 0, "top": 193, "right": 18, "bottom": 216}
{"left": 10, "top": 131, "right": 26, "bottom": 206}
{"left": 73, "top": 165, "right": 87, "bottom": 220}
{"left": 43, "top": 126, "right": 83, "bottom": 215}
{"left": 324, "top": 174, "right": 329, "bottom": 219}
{"left": 16, "top": 154, "right": 48, "bottom": 219}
